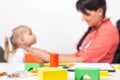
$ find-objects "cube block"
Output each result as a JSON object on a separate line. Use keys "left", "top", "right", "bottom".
{"left": 38, "top": 67, "right": 68, "bottom": 80}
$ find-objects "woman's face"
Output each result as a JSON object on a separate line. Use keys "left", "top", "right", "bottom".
{"left": 81, "top": 8, "right": 103, "bottom": 27}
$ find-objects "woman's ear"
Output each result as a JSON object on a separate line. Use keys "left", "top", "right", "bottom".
{"left": 97, "top": 8, "right": 103, "bottom": 16}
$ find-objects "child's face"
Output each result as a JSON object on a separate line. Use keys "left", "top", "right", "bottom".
{"left": 23, "top": 30, "right": 36, "bottom": 46}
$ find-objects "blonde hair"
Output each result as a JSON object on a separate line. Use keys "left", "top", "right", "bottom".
{"left": 4, "top": 25, "right": 32, "bottom": 60}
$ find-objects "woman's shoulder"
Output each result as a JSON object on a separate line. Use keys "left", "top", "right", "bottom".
{"left": 100, "top": 19, "right": 118, "bottom": 33}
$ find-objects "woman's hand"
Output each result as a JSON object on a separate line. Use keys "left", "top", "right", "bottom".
{"left": 24, "top": 46, "right": 50, "bottom": 62}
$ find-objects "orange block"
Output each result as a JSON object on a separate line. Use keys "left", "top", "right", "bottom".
{"left": 24, "top": 54, "right": 44, "bottom": 63}
{"left": 50, "top": 54, "right": 59, "bottom": 67}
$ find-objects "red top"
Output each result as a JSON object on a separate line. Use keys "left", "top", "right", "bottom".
{"left": 76, "top": 18, "right": 119, "bottom": 63}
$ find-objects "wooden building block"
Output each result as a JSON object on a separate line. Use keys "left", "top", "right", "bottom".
{"left": 25, "top": 63, "right": 43, "bottom": 71}
{"left": 38, "top": 67, "right": 68, "bottom": 80}
{"left": 24, "top": 54, "right": 44, "bottom": 63}
{"left": 113, "top": 64, "right": 120, "bottom": 70}
{"left": 44, "top": 62, "right": 74, "bottom": 67}
{"left": 50, "top": 54, "right": 58, "bottom": 67}
{"left": 100, "top": 71, "right": 108, "bottom": 77}
{"left": 75, "top": 67, "right": 100, "bottom": 80}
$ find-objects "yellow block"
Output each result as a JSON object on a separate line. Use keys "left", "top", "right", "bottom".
{"left": 30, "top": 69, "right": 38, "bottom": 73}
{"left": 38, "top": 67, "right": 68, "bottom": 80}
{"left": 44, "top": 62, "right": 74, "bottom": 67}
{"left": 100, "top": 71, "right": 108, "bottom": 77}
{"left": 113, "top": 64, "right": 120, "bottom": 70}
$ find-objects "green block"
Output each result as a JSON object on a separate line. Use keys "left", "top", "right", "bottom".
{"left": 75, "top": 67, "right": 100, "bottom": 80}
{"left": 25, "top": 63, "right": 44, "bottom": 71}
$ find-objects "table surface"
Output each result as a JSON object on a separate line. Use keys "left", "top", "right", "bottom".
{"left": 0, "top": 63, "right": 120, "bottom": 80}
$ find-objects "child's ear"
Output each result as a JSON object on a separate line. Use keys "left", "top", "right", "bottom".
{"left": 17, "top": 37, "right": 25, "bottom": 44}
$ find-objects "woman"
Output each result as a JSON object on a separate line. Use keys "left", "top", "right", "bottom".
{"left": 25, "top": 0, "right": 119, "bottom": 63}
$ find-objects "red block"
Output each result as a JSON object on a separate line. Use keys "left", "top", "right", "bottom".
{"left": 24, "top": 54, "right": 44, "bottom": 63}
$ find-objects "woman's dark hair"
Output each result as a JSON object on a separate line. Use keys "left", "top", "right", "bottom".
{"left": 76, "top": 27, "right": 92, "bottom": 51}
{"left": 112, "top": 19, "right": 120, "bottom": 63}
{"left": 76, "top": 0, "right": 106, "bottom": 17}
{"left": 116, "top": 19, "right": 120, "bottom": 33}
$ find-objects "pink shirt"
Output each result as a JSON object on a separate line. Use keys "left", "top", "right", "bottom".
{"left": 76, "top": 18, "right": 119, "bottom": 63}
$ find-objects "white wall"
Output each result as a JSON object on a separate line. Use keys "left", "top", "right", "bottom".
{"left": 0, "top": 0, "right": 120, "bottom": 53}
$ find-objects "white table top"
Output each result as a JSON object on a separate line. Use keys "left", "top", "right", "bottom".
{"left": 0, "top": 63, "right": 120, "bottom": 80}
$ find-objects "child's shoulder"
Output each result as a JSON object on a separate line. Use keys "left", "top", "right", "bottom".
{"left": 16, "top": 48, "right": 27, "bottom": 54}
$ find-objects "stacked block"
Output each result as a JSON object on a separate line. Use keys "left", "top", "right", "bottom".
{"left": 44, "top": 62, "right": 74, "bottom": 67}
{"left": 50, "top": 54, "right": 59, "bottom": 67}
{"left": 75, "top": 67, "right": 100, "bottom": 80}
{"left": 24, "top": 54, "right": 44, "bottom": 71}
{"left": 25, "top": 63, "right": 43, "bottom": 71}
{"left": 38, "top": 67, "right": 68, "bottom": 80}
{"left": 24, "top": 54, "right": 44, "bottom": 63}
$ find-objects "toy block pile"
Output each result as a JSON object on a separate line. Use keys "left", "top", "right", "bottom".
{"left": 24, "top": 53, "right": 44, "bottom": 71}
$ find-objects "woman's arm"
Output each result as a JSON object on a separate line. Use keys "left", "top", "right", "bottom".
{"left": 26, "top": 47, "right": 84, "bottom": 62}
{"left": 59, "top": 54, "right": 84, "bottom": 62}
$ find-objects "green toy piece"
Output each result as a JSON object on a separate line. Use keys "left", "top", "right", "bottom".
{"left": 75, "top": 67, "right": 100, "bottom": 80}
{"left": 25, "top": 63, "right": 44, "bottom": 71}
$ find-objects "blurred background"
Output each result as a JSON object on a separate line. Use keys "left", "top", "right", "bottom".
{"left": 0, "top": 0, "right": 120, "bottom": 54}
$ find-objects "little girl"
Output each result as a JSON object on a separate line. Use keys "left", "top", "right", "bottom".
{"left": 4, "top": 25, "right": 36, "bottom": 63}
